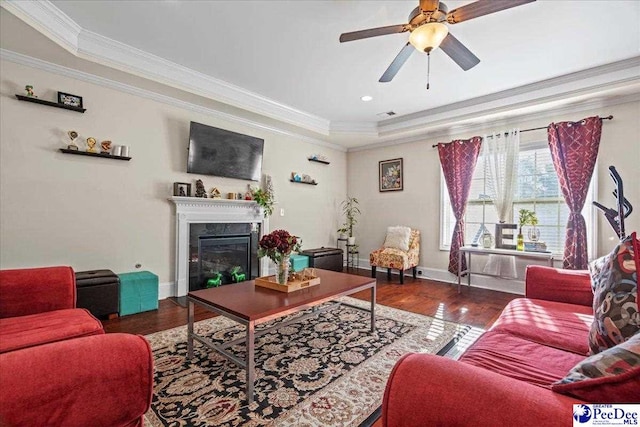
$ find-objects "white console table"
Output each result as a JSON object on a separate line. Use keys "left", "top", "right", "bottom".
{"left": 457, "top": 246, "right": 555, "bottom": 293}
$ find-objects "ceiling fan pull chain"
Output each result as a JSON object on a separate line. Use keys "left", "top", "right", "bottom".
{"left": 426, "top": 52, "right": 431, "bottom": 90}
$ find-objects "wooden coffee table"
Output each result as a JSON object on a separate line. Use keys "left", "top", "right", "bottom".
{"left": 186, "top": 269, "right": 376, "bottom": 404}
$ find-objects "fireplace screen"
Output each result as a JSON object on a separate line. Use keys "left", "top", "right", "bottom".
{"left": 189, "top": 223, "right": 259, "bottom": 290}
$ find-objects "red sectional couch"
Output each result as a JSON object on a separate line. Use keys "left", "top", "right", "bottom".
{"left": 382, "top": 265, "right": 638, "bottom": 427}
{"left": 0, "top": 266, "right": 153, "bottom": 427}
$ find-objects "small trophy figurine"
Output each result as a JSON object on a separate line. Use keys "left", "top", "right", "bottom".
{"left": 67, "top": 130, "right": 79, "bottom": 151}
{"left": 100, "top": 140, "right": 112, "bottom": 154}
{"left": 25, "top": 85, "right": 36, "bottom": 98}
{"left": 86, "top": 137, "right": 97, "bottom": 153}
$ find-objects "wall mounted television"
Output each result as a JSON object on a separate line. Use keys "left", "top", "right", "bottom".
{"left": 187, "top": 121, "right": 264, "bottom": 181}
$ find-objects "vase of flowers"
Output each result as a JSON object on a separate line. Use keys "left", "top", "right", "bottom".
{"left": 258, "top": 229, "right": 301, "bottom": 285}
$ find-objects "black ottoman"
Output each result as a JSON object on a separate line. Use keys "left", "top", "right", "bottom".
{"left": 301, "top": 247, "right": 343, "bottom": 272}
{"left": 75, "top": 270, "right": 120, "bottom": 319}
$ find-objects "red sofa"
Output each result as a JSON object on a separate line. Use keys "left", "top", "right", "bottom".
{"left": 382, "top": 265, "right": 637, "bottom": 427}
{"left": 0, "top": 266, "right": 153, "bottom": 427}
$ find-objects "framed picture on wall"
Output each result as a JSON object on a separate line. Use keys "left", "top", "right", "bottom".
{"left": 379, "top": 158, "right": 403, "bottom": 192}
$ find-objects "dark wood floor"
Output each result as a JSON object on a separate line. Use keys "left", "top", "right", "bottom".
{"left": 103, "top": 268, "right": 517, "bottom": 334}
{"left": 102, "top": 268, "right": 517, "bottom": 427}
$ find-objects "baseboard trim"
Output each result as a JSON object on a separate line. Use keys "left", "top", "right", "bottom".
{"left": 360, "top": 259, "right": 525, "bottom": 295}
{"left": 159, "top": 281, "right": 175, "bottom": 299}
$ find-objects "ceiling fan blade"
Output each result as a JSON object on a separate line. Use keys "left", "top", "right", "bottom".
{"left": 339, "top": 24, "right": 407, "bottom": 43}
{"left": 379, "top": 42, "right": 414, "bottom": 83}
{"left": 439, "top": 33, "right": 480, "bottom": 71}
{"left": 447, "top": 0, "right": 536, "bottom": 24}
{"left": 419, "top": 0, "right": 439, "bottom": 12}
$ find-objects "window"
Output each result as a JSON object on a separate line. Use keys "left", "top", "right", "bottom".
{"left": 440, "top": 141, "right": 596, "bottom": 257}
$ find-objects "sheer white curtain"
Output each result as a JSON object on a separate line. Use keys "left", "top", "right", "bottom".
{"left": 483, "top": 129, "right": 520, "bottom": 277}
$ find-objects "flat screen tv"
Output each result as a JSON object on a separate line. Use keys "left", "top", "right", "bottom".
{"left": 187, "top": 121, "right": 264, "bottom": 181}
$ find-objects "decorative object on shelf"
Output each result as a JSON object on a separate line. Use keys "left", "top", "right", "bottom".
{"left": 528, "top": 226, "right": 541, "bottom": 242}
{"left": 308, "top": 154, "right": 330, "bottom": 165}
{"left": 258, "top": 229, "right": 301, "bottom": 285}
{"left": 25, "top": 85, "right": 36, "bottom": 97}
{"left": 194, "top": 179, "right": 207, "bottom": 198}
{"left": 67, "top": 130, "right": 79, "bottom": 151}
{"left": 227, "top": 192, "right": 235, "bottom": 199}
{"left": 291, "top": 172, "right": 302, "bottom": 182}
{"left": 379, "top": 158, "right": 403, "bottom": 192}
{"left": 244, "top": 190, "right": 252, "bottom": 200}
{"left": 86, "top": 137, "right": 97, "bottom": 153}
{"left": 173, "top": 182, "right": 191, "bottom": 197}
{"left": 517, "top": 209, "right": 538, "bottom": 251}
{"left": 111, "top": 145, "right": 122, "bottom": 156}
{"left": 209, "top": 187, "right": 221, "bottom": 199}
{"left": 57, "top": 91, "right": 83, "bottom": 108}
{"left": 100, "top": 140, "right": 112, "bottom": 154}
{"left": 15, "top": 94, "right": 86, "bottom": 112}
{"left": 120, "top": 146, "right": 130, "bottom": 157}
{"left": 340, "top": 197, "right": 360, "bottom": 245}
{"left": 301, "top": 174, "right": 317, "bottom": 184}
{"left": 495, "top": 223, "right": 517, "bottom": 250}
{"left": 59, "top": 148, "right": 131, "bottom": 161}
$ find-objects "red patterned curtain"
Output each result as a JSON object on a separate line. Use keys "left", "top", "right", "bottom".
{"left": 547, "top": 116, "right": 602, "bottom": 270}
{"left": 438, "top": 137, "right": 482, "bottom": 275}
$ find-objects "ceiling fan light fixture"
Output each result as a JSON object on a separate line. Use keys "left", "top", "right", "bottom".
{"left": 409, "top": 22, "right": 448, "bottom": 53}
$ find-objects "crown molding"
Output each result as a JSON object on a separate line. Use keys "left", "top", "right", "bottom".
{"left": 377, "top": 56, "right": 640, "bottom": 137}
{"left": 3, "top": 0, "right": 639, "bottom": 145}
{"left": 0, "top": 49, "right": 346, "bottom": 152}
{"left": 1, "top": 0, "right": 80, "bottom": 55}
{"left": 1, "top": 0, "right": 331, "bottom": 136}
{"left": 347, "top": 92, "right": 640, "bottom": 152}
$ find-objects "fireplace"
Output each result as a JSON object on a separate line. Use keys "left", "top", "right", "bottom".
{"left": 170, "top": 197, "right": 269, "bottom": 297}
{"left": 189, "top": 223, "right": 259, "bottom": 290}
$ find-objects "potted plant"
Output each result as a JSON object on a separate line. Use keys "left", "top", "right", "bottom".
{"left": 341, "top": 197, "right": 360, "bottom": 245}
{"left": 517, "top": 209, "right": 539, "bottom": 251}
{"left": 337, "top": 227, "right": 349, "bottom": 240}
{"left": 251, "top": 186, "right": 274, "bottom": 217}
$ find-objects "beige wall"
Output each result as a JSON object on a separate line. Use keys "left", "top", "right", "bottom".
{"left": 0, "top": 60, "right": 347, "bottom": 290}
{"left": 347, "top": 100, "right": 640, "bottom": 284}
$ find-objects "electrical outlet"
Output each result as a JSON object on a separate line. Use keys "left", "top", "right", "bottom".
{"left": 280, "top": 208, "right": 285, "bottom": 216}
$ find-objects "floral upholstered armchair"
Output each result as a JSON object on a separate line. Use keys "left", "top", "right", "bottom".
{"left": 370, "top": 227, "right": 420, "bottom": 284}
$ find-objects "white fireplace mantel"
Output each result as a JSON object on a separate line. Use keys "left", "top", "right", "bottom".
{"left": 169, "top": 196, "right": 269, "bottom": 297}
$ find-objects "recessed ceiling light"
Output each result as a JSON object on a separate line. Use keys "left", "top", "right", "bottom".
{"left": 360, "top": 95, "right": 373, "bottom": 102}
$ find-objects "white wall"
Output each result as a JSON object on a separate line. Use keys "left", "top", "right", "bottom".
{"left": 0, "top": 59, "right": 347, "bottom": 293}
{"left": 347, "top": 100, "right": 640, "bottom": 291}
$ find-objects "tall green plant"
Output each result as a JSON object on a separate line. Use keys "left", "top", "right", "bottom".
{"left": 251, "top": 187, "right": 274, "bottom": 217}
{"left": 341, "top": 197, "right": 360, "bottom": 237}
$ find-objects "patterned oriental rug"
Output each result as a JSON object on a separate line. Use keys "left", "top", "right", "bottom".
{"left": 144, "top": 297, "right": 481, "bottom": 427}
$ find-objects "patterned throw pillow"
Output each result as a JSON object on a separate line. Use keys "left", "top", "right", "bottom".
{"left": 588, "top": 232, "right": 639, "bottom": 355}
{"left": 552, "top": 333, "right": 640, "bottom": 402}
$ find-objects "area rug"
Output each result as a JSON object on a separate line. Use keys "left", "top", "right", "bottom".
{"left": 144, "top": 297, "right": 481, "bottom": 427}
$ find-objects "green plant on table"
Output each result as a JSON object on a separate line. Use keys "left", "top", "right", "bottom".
{"left": 518, "top": 209, "right": 539, "bottom": 233}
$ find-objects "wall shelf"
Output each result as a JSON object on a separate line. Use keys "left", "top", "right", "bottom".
{"left": 59, "top": 148, "right": 131, "bottom": 161}
{"left": 16, "top": 94, "right": 86, "bottom": 113}
{"left": 290, "top": 180, "right": 317, "bottom": 185}
{"left": 308, "top": 158, "right": 330, "bottom": 165}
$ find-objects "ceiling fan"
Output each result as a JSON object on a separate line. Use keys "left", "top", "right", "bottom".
{"left": 340, "top": 0, "right": 536, "bottom": 86}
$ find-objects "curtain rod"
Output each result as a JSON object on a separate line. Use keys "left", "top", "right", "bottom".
{"left": 431, "top": 115, "right": 614, "bottom": 148}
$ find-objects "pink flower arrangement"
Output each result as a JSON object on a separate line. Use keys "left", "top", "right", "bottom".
{"left": 258, "top": 230, "right": 301, "bottom": 263}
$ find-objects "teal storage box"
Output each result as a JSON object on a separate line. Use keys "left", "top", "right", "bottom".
{"left": 118, "top": 271, "right": 158, "bottom": 316}
{"left": 289, "top": 254, "right": 309, "bottom": 272}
